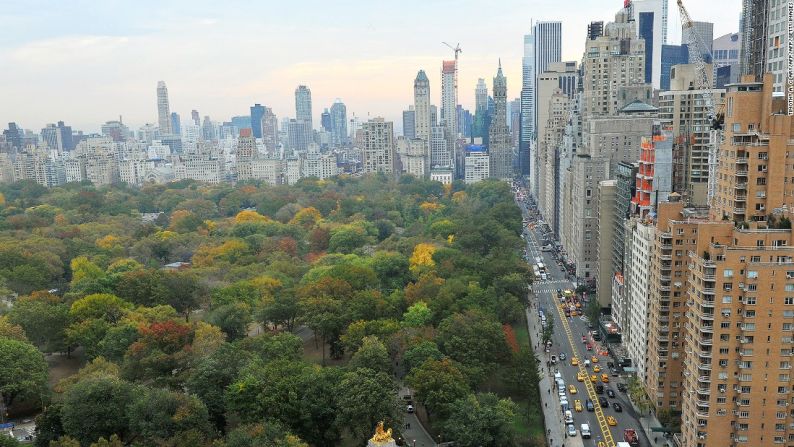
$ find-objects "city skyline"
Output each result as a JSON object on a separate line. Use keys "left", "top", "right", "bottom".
{"left": 2, "top": 0, "right": 740, "bottom": 133}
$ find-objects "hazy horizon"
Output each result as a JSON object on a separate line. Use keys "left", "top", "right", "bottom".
{"left": 2, "top": 0, "right": 741, "bottom": 134}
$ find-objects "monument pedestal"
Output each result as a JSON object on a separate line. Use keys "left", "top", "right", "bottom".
{"left": 368, "top": 421, "right": 397, "bottom": 447}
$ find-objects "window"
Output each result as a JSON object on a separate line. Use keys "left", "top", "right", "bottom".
{"left": 748, "top": 271, "right": 758, "bottom": 279}
{"left": 787, "top": 297, "right": 794, "bottom": 305}
{"left": 723, "top": 296, "right": 733, "bottom": 303}
{"left": 724, "top": 269, "right": 734, "bottom": 278}
{"left": 733, "top": 123, "right": 742, "bottom": 132}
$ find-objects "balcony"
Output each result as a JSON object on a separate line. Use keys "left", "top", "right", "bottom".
{"left": 696, "top": 409, "right": 710, "bottom": 418}
{"left": 698, "top": 363, "right": 712, "bottom": 371}
{"left": 700, "top": 338, "right": 713, "bottom": 346}
{"left": 699, "top": 350, "right": 713, "bottom": 358}
{"left": 736, "top": 157, "right": 748, "bottom": 164}
{"left": 734, "top": 207, "right": 747, "bottom": 214}
{"left": 700, "top": 325, "right": 714, "bottom": 333}
{"left": 697, "top": 399, "right": 711, "bottom": 407}
{"left": 735, "top": 183, "right": 748, "bottom": 190}
{"left": 697, "top": 375, "right": 711, "bottom": 384}
{"left": 736, "top": 170, "right": 749, "bottom": 176}
{"left": 703, "top": 288, "right": 715, "bottom": 295}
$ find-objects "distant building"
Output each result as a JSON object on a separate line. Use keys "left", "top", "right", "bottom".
{"left": 402, "top": 106, "right": 416, "bottom": 140}
{"left": 321, "top": 108, "right": 332, "bottom": 132}
{"left": 295, "top": 85, "right": 313, "bottom": 129}
{"left": 287, "top": 119, "right": 311, "bottom": 151}
{"left": 660, "top": 44, "right": 689, "bottom": 91}
{"left": 629, "top": 0, "right": 668, "bottom": 88}
{"left": 488, "top": 62, "right": 512, "bottom": 180}
{"left": 156, "top": 81, "right": 172, "bottom": 134}
{"left": 330, "top": 100, "right": 347, "bottom": 147}
{"left": 250, "top": 104, "right": 266, "bottom": 139}
{"left": 170, "top": 112, "right": 181, "bottom": 136}
{"left": 361, "top": 118, "right": 394, "bottom": 174}
{"left": 464, "top": 145, "right": 490, "bottom": 184}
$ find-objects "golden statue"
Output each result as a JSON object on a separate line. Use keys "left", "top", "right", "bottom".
{"left": 370, "top": 421, "right": 394, "bottom": 443}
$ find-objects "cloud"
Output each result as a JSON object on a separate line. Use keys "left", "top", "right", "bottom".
{"left": 10, "top": 35, "right": 132, "bottom": 66}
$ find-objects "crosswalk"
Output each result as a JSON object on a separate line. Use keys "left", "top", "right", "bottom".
{"left": 530, "top": 279, "right": 569, "bottom": 294}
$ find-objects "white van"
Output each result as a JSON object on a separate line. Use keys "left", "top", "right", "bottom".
{"left": 564, "top": 410, "right": 574, "bottom": 424}
{"left": 580, "top": 423, "right": 591, "bottom": 438}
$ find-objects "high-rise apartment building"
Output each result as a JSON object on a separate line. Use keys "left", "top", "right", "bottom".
{"left": 295, "top": 85, "right": 313, "bottom": 129}
{"left": 170, "top": 113, "right": 181, "bottom": 137}
{"left": 630, "top": 0, "right": 668, "bottom": 88}
{"left": 533, "top": 21, "right": 563, "bottom": 135}
{"left": 191, "top": 110, "right": 200, "bottom": 126}
{"left": 320, "top": 109, "right": 331, "bottom": 133}
{"left": 763, "top": 0, "right": 789, "bottom": 93}
{"left": 595, "top": 179, "right": 617, "bottom": 307}
{"left": 659, "top": 64, "right": 725, "bottom": 206}
{"left": 330, "top": 100, "right": 347, "bottom": 147}
{"left": 156, "top": 81, "right": 172, "bottom": 135}
{"left": 582, "top": 8, "right": 646, "bottom": 120}
{"left": 441, "top": 60, "right": 458, "bottom": 142}
{"left": 361, "top": 118, "right": 394, "bottom": 174}
{"left": 250, "top": 104, "right": 266, "bottom": 139}
{"left": 430, "top": 125, "right": 451, "bottom": 169}
{"left": 739, "top": 0, "right": 768, "bottom": 81}
{"left": 489, "top": 62, "right": 512, "bottom": 180}
{"left": 287, "top": 119, "right": 311, "bottom": 151}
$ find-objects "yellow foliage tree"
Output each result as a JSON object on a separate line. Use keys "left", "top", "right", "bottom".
{"left": 409, "top": 243, "right": 436, "bottom": 275}
{"left": 0, "top": 192, "right": 5, "bottom": 206}
{"left": 419, "top": 202, "right": 443, "bottom": 214}
{"left": 95, "top": 235, "right": 120, "bottom": 250}
{"left": 289, "top": 206, "right": 322, "bottom": 227}
{"left": 235, "top": 209, "right": 270, "bottom": 224}
{"left": 452, "top": 191, "right": 467, "bottom": 204}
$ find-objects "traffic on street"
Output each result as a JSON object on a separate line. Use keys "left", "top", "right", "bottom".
{"left": 514, "top": 182, "right": 651, "bottom": 447}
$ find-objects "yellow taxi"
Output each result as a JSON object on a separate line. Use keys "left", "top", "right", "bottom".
{"left": 574, "top": 400, "right": 583, "bottom": 412}
{"left": 607, "top": 416, "right": 617, "bottom": 426}
{"left": 569, "top": 384, "right": 577, "bottom": 394}
{"left": 571, "top": 357, "right": 579, "bottom": 366}
{"left": 575, "top": 302, "right": 582, "bottom": 308}
{"left": 590, "top": 375, "right": 598, "bottom": 383}
{"left": 577, "top": 372, "right": 586, "bottom": 382}
{"left": 591, "top": 356, "right": 599, "bottom": 363}
{"left": 593, "top": 365, "right": 601, "bottom": 373}
{"left": 601, "top": 374, "right": 610, "bottom": 383}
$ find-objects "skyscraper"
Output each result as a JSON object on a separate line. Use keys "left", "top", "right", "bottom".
{"left": 739, "top": 0, "right": 768, "bottom": 81}
{"left": 402, "top": 106, "right": 416, "bottom": 140}
{"left": 321, "top": 109, "right": 332, "bottom": 132}
{"left": 170, "top": 112, "right": 181, "bottom": 136}
{"left": 330, "top": 100, "right": 348, "bottom": 146}
{"left": 250, "top": 104, "right": 266, "bottom": 139}
{"left": 191, "top": 110, "right": 200, "bottom": 126}
{"left": 295, "top": 85, "right": 313, "bottom": 129}
{"left": 261, "top": 108, "right": 279, "bottom": 151}
{"left": 474, "top": 78, "right": 490, "bottom": 140}
{"left": 489, "top": 62, "right": 512, "bottom": 180}
{"left": 475, "top": 78, "right": 488, "bottom": 112}
{"left": 440, "top": 60, "right": 458, "bottom": 140}
{"left": 686, "top": 21, "right": 715, "bottom": 65}
{"left": 534, "top": 21, "right": 563, "bottom": 129}
{"left": 519, "top": 33, "right": 535, "bottom": 177}
{"left": 156, "top": 81, "right": 172, "bottom": 135}
{"left": 630, "top": 0, "right": 667, "bottom": 88}
{"left": 660, "top": 44, "right": 689, "bottom": 90}
{"left": 413, "top": 70, "right": 431, "bottom": 142}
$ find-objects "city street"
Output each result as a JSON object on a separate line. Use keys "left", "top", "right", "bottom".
{"left": 517, "top": 193, "right": 653, "bottom": 447}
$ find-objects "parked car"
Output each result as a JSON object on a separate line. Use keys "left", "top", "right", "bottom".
{"left": 617, "top": 383, "right": 627, "bottom": 392}
{"left": 559, "top": 352, "right": 567, "bottom": 361}
{"left": 406, "top": 404, "right": 414, "bottom": 413}
{"left": 567, "top": 424, "right": 577, "bottom": 437}
{"left": 613, "top": 402, "right": 623, "bottom": 412}
{"left": 585, "top": 399, "right": 594, "bottom": 412}
{"left": 607, "top": 389, "right": 616, "bottom": 398}
{"left": 598, "top": 397, "right": 609, "bottom": 408}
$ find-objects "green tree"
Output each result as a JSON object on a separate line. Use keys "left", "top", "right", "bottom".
{"left": 504, "top": 348, "right": 540, "bottom": 401}
{"left": 440, "top": 393, "right": 517, "bottom": 447}
{"left": 126, "top": 387, "right": 212, "bottom": 445}
{"left": 34, "top": 403, "right": 65, "bottom": 447}
{"left": 627, "top": 375, "right": 653, "bottom": 415}
{"left": 585, "top": 298, "right": 601, "bottom": 326}
{"left": 349, "top": 336, "right": 391, "bottom": 374}
{"left": 112, "top": 269, "right": 166, "bottom": 307}
{"left": 334, "top": 368, "right": 399, "bottom": 444}
{"left": 0, "top": 337, "right": 48, "bottom": 409}
{"left": 402, "top": 301, "right": 432, "bottom": 327}
{"left": 406, "top": 358, "right": 470, "bottom": 420}
{"left": 60, "top": 376, "right": 135, "bottom": 445}
{"left": 403, "top": 340, "right": 443, "bottom": 374}
{"left": 186, "top": 343, "right": 253, "bottom": 431}
{"left": 541, "top": 317, "right": 554, "bottom": 346}
{"left": 7, "top": 293, "right": 69, "bottom": 353}
{"left": 160, "top": 272, "right": 207, "bottom": 321}
{"left": 222, "top": 422, "right": 308, "bottom": 447}
{"left": 206, "top": 303, "right": 252, "bottom": 341}
{"left": 225, "top": 359, "right": 310, "bottom": 425}
{"left": 436, "top": 310, "right": 511, "bottom": 385}
{"left": 0, "top": 316, "right": 27, "bottom": 341}
{"left": 256, "top": 291, "right": 300, "bottom": 331}
{"left": 237, "top": 332, "right": 303, "bottom": 363}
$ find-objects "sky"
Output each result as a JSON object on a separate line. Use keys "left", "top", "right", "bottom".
{"left": 1, "top": 0, "right": 742, "bottom": 134}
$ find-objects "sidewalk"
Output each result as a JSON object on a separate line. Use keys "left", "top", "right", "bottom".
{"left": 526, "top": 302, "right": 566, "bottom": 447}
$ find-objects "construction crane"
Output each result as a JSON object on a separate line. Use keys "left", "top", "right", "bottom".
{"left": 442, "top": 42, "right": 462, "bottom": 61}
{"left": 677, "top": 0, "right": 724, "bottom": 206}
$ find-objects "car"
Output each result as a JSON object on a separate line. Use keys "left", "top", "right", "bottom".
{"left": 571, "top": 357, "right": 579, "bottom": 366}
{"left": 559, "top": 352, "right": 567, "bottom": 361}
{"left": 611, "top": 368, "right": 620, "bottom": 377}
{"left": 406, "top": 404, "right": 414, "bottom": 413}
{"left": 550, "top": 355, "right": 558, "bottom": 364}
{"left": 577, "top": 372, "right": 585, "bottom": 382}
{"left": 593, "top": 365, "right": 601, "bottom": 373}
{"left": 599, "top": 397, "right": 609, "bottom": 408}
{"left": 567, "top": 424, "right": 577, "bottom": 437}
{"left": 580, "top": 423, "right": 591, "bottom": 439}
{"left": 613, "top": 402, "right": 623, "bottom": 412}
{"left": 585, "top": 399, "right": 595, "bottom": 412}
{"left": 582, "top": 336, "right": 587, "bottom": 343}
{"left": 590, "top": 375, "right": 598, "bottom": 383}
{"left": 569, "top": 384, "right": 578, "bottom": 394}
{"left": 586, "top": 344, "right": 593, "bottom": 351}
{"left": 591, "top": 356, "right": 599, "bottom": 363}
{"left": 607, "top": 416, "right": 617, "bottom": 426}
{"left": 601, "top": 374, "right": 610, "bottom": 383}
{"left": 574, "top": 399, "right": 583, "bottom": 412}
{"left": 584, "top": 359, "right": 591, "bottom": 368}
{"left": 595, "top": 384, "right": 604, "bottom": 394}
{"left": 607, "top": 389, "right": 616, "bottom": 398}
{"left": 558, "top": 389, "right": 566, "bottom": 399}
{"left": 564, "top": 410, "right": 574, "bottom": 424}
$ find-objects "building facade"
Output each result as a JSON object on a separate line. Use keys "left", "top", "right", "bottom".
{"left": 361, "top": 118, "right": 394, "bottom": 174}
{"left": 156, "top": 81, "right": 172, "bottom": 135}
{"left": 488, "top": 63, "right": 512, "bottom": 180}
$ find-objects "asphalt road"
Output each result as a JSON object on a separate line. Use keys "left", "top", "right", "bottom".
{"left": 517, "top": 194, "right": 652, "bottom": 447}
